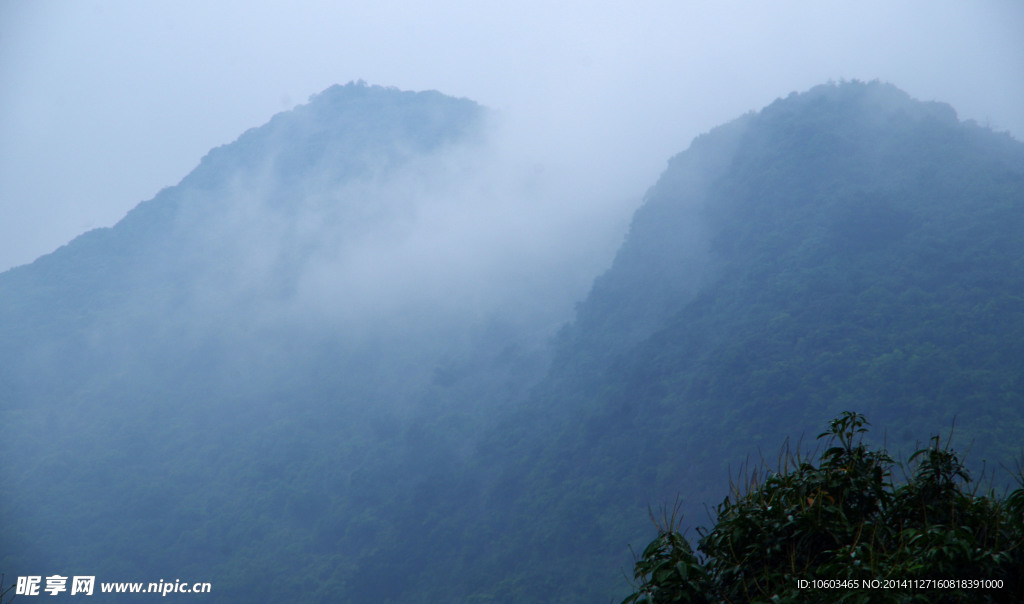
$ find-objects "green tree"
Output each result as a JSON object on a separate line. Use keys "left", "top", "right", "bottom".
{"left": 624, "top": 412, "right": 1024, "bottom": 603}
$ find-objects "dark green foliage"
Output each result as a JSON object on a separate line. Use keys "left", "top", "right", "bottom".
{"left": 625, "top": 413, "right": 1024, "bottom": 603}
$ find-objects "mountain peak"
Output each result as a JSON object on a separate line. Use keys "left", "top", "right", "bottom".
{"left": 180, "top": 81, "right": 485, "bottom": 192}
{"left": 554, "top": 79, "right": 1024, "bottom": 406}
{"left": 767, "top": 79, "right": 957, "bottom": 122}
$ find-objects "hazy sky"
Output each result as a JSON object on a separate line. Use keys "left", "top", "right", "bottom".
{"left": 2, "top": 0, "right": 1022, "bottom": 272}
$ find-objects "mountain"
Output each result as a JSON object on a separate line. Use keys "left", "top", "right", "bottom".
{"left": 315, "top": 81, "right": 1024, "bottom": 602}
{"left": 0, "top": 82, "right": 601, "bottom": 602}
{"left": 0, "top": 83, "right": 490, "bottom": 408}
{"left": 3, "top": 80, "right": 1023, "bottom": 603}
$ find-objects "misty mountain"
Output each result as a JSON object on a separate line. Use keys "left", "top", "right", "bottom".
{"left": 3, "top": 80, "right": 1024, "bottom": 603}
{"left": 311, "top": 81, "right": 1024, "bottom": 602}
{"left": 1, "top": 83, "right": 487, "bottom": 397}
{"left": 422, "top": 80, "right": 1024, "bottom": 602}
{"left": 0, "top": 82, "right": 621, "bottom": 602}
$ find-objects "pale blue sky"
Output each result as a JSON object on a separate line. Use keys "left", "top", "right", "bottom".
{"left": 2, "top": 0, "right": 1022, "bottom": 272}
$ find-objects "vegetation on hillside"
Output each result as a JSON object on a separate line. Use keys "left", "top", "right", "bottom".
{"left": 434, "top": 82, "right": 1024, "bottom": 602}
{"left": 624, "top": 412, "right": 1024, "bottom": 603}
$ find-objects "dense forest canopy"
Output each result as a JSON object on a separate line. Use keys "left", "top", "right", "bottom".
{"left": 2, "top": 80, "right": 1023, "bottom": 602}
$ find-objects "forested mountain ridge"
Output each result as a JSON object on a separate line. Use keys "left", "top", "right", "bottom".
{"left": 409, "top": 81, "right": 1024, "bottom": 601}
{"left": 0, "top": 83, "right": 568, "bottom": 602}
{"left": 542, "top": 81, "right": 1024, "bottom": 455}
{"left": 0, "top": 83, "right": 489, "bottom": 403}
{"left": 3, "top": 80, "right": 1023, "bottom": 603}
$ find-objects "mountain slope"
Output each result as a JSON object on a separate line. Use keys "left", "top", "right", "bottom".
{"left": 0, "top": 83, "right": 488, "bottom": 404}
{"left": 403, "top": 81, "right": 1024, "bottom": 602}
{"left": 0, "top": 83, "right": 581, "bottom": 602}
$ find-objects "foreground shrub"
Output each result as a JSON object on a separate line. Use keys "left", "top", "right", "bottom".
{"left": 624, "top": 412, "right": 1024, "bottom": 603}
